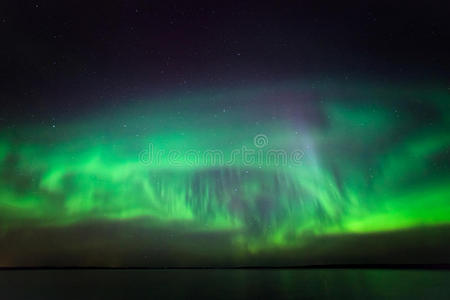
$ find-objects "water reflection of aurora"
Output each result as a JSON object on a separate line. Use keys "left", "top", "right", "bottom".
{"left": 1, "top": 81, "right": 449, "bottom": 266}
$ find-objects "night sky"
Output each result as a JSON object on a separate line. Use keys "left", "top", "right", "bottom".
{"left": 1, "top": 1, "right": 450, "bottom": 267}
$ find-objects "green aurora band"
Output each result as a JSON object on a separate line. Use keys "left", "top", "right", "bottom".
{"left": 0, "top": 81, "right": 449, "bottom": 264}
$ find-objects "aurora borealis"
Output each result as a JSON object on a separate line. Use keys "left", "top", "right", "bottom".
{"left": 1, "top": 1, "right": 450, "bottom": 272}
{"left": 1, "top": 81, "right": 449, "bottom": 266}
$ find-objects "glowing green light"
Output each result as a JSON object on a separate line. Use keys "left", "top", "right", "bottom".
{"left": 0, "top": 82, "right": 449, "bottom": 254}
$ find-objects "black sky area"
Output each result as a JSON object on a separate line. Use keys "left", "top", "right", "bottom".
{"left": 1, "top": 1, "right": 449, "bottom": 121}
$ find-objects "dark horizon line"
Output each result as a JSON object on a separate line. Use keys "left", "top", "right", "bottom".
{"left": 1, "top": 264, "right": 449, "bottom": 271}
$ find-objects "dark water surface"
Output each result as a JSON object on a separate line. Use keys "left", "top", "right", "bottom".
{"left": 1, "top": 269, "right": 448, "bottom": 299}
